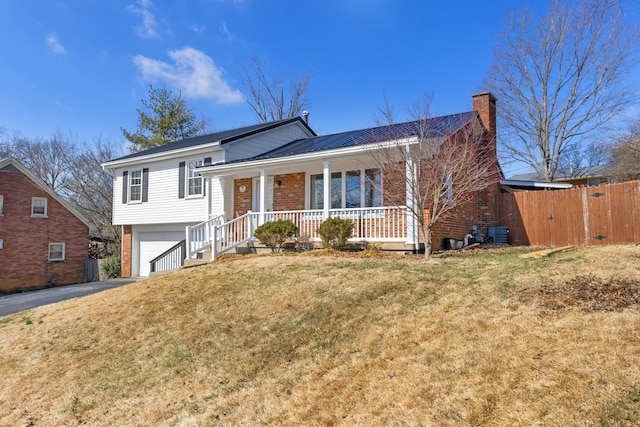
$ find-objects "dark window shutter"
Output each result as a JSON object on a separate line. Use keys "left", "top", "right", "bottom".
{"left": 203, "top": 176, "right": 206, "bottom": 197}
{"left": 178, "top": 162, "right": 185, "bottom": 199}
{"left": 142, "top": 168, "right": 149, "bottom": 202}
{"left": 122, "top": 171, "right": 128, "bottom": 204}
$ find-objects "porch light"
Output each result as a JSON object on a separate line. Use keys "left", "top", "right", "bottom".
{"left": 275, "top": 179, "right": 282, "bottom": 187}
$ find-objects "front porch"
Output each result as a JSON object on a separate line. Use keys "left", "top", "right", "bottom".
{"left": 150, "top": 205, "right": 416, "bottom": 274}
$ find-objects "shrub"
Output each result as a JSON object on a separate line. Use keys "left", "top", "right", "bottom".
{"left": 254, "top": 220, "right": 299, "bottom": 253}
{"left": 294, "top": 235, "right": 316, "bottom": 252}
{"left": 101, "top": 253, "right": 121, "bottom": 279}
{"left": 318, "top": 217, "right": 353, "bottom": 250}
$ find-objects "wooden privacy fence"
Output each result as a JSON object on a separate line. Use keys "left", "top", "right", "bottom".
{"left": 497, "top": 180, "right": 640, "bottom": 247}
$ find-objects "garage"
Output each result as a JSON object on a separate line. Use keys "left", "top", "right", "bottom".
{"left": 136, "top": 231, "right": 185, "bottom": 277}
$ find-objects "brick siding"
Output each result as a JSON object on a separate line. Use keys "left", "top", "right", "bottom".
{"left": 121, "top": 225, "right": 132, "bottom": 278}
{"left": 233, "top": 178, "right": 253, "bottom": 216}
{"left": 273, "top": 173, "right": 305, "bottom": 211}
{"left": 0, "top": 169, "right": 88, "bottom": 292}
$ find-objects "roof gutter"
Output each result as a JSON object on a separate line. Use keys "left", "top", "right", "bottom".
{"left": 500, "top": 179, "right": 573, "bottom": 189}
{"left": 101, "top": 141, "right": 223, "bottom": 169}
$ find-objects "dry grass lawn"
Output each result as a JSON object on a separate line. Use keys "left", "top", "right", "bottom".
{"left": 1, "top": 245, "right": 640, "bottom": 426}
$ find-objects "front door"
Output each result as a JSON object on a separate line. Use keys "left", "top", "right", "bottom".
{"left": 252, "top": 176, "right": 274, "bottom": 212}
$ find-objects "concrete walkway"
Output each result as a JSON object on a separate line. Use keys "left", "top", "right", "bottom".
{"left": 0, "top": 278, "right": 140, "bottom": 317}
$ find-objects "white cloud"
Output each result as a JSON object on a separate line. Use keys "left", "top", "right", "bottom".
{"left": 126, "top": 0, "right": 159, "bottom": 39}
{"left": 191, "top": 24, "right": 206, "bottom": 34}
{"left": 220, "top": 22, "right": 234, "bottom": 42}
{"left": 46, "top": 34, "right": 65, "bottom": 55}
{"left": 132, "top": 47, "right": 244, "bottom": 104}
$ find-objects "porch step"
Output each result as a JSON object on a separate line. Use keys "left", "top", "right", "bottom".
{"left": 183, "top": 258, "right": 211, "bottom": 268}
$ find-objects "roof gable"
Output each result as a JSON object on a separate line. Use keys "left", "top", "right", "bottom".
{"left": 0, "top": 157, "right": 92, "bottom": 229}
{"left": 106, "top": 116, "right": 315, "bottom": 164}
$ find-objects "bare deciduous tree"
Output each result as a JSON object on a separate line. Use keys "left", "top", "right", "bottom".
{"left": 367, "top": 98, "right": 500, "bottom": 258}
{"left": 484, "top": 0, "right": 637, "bottom": 181}
{"left": 9, "top": 129, "right": 75, "bottom": 194}
{"left": 611, "top": 121, "right": 640, "bottom": 181}
{"left": 241, "top": 55, "right": 312, "bottom": 122}
{"left": 8, "top": 131, "right": 121, "bottom": 250}
{"left": 63, "top": 138, "right": 120, "bottom": 248}
{"left": 0, "top": 126, "right": 10, "bottom": 158}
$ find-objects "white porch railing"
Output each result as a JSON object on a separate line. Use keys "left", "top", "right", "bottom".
{"left": 186, "top": 214, "right": 225, "bottom": 259}
{"left": 212, "top": 211, "right": 256, "bottom": 259}
{"left": 186, "top": 206, "right": 409, "bottom": 261}
{"left": 259, "top": 206, "right": 408, "bottom": 241}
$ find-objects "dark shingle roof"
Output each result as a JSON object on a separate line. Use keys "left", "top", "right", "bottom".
{"left": 223, "top": 111, "right": 478, "bottom": 165}
{"left": 109, "top": 117, "right": 314, "bottom": 162}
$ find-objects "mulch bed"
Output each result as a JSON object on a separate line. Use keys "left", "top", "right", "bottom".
{"left": 519, "top": 274, "right": 640, "bottom": 312}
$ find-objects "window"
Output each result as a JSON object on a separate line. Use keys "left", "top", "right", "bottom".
{"left": 31, "top": 197, "right": 47, "bottom": 216}
{"left": 310, "top": 174, "right": 324, "bottom": 209}
{"left": 365, "top": 169, "right": 382, "bottom": 207}
{"left": 442, "top": 172, "right": 453, "bottom": 203}
{"left": 129, "top": 170, "right": 142, "bottom": 202}
{"left": 48, "top": 242, "right": 65, "bottom": 261}
{"left": 0, "top": 194, "right": 3, "bottom": 215}
{"left": 310, "top": 168, "right": 382, "bottom": 209}
{"left": 123, "top": 169, "right": 148, "bottom": 204}
{"left": 188, "top": 160, "right": 203, "bottom": 196}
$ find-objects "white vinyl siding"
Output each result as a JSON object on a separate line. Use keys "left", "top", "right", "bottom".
{"left": 112, "top": 152, "right": 224, "bottom": 226}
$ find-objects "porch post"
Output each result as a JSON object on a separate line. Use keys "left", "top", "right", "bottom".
{"left": 405, "top": 148, "right": 419, "bottom": 249}
{"left": 259, "top": 169, "right": 266, "bottom": 225}
{"left": 323, "top": 161, "right": 330, "bottom": 220}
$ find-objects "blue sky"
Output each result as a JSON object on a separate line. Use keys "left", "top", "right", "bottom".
{"left": 1, "top": 0, "right": 639, "bottom": 176}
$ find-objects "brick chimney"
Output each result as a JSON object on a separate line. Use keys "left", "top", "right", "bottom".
{"left": 472, "top": 92, "right": 497, "bottom": 165}
{"left": 472, "top": 92, "right": 496, "bottom": 139}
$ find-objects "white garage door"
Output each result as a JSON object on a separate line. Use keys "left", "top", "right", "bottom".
{"left": 138, "top": 232, "right": 185, "bottom": 277}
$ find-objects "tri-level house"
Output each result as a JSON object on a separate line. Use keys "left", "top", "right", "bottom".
{"left": 0, "top": 158, "right": 91, "bottom": 291}
{"left": 103, "top": 92, "right": 500, "bottom": 277}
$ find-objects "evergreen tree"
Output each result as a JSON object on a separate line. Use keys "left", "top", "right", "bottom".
{"left": 121, "top": 85, "right": 206, "bottom": 152}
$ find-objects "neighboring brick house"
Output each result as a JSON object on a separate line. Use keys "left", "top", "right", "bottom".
{"left": 0, "top": 158, "right": 90, "bottom": 292}
{"left": 104, "top": 92, "right": 501, "bottom": 277}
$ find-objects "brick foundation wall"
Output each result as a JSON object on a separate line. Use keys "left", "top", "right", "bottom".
{"left": 121, "top": 225, "right": 132, "bottom": 278}
{"left": 0, "top": 169, "right": 88, "bottom": 292}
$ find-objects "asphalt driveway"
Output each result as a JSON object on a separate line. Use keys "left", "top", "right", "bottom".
{"left": 0, "top": 278, "right": 140, "bottom": 317}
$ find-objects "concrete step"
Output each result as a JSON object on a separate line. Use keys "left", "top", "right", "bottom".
{"left": 183, "top": 258, "right": 210, "bottom": 268}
